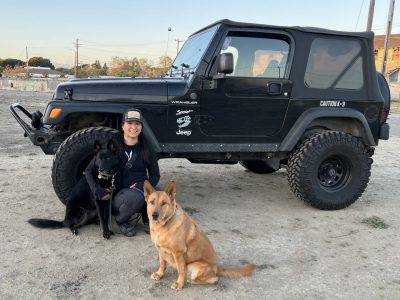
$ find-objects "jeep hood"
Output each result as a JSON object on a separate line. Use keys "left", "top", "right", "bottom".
{"left": 54, "top": 78, "right": 170, "bottom": 104}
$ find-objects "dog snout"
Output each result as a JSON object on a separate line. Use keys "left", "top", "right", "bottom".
{"left": 152, "top": 212, "right": 159, "bottom": 220}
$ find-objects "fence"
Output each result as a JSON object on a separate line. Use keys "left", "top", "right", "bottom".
{"left": 0, "top": 78, "right": 66, "bottom": 92}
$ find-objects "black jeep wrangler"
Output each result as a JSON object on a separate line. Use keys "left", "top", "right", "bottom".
{"left": 10, "top": 19, "right": 390, "bottom": 210}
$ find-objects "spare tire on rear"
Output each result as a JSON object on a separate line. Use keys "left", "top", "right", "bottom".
{"left": 51, "top": 127, "right": 121, "bottom": 204}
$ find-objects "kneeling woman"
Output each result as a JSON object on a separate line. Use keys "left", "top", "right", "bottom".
{"left": 107, "top": 108, "right": 160, "bottom": 236}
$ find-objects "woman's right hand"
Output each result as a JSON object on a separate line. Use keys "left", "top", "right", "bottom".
{"left": 101, "top": 194, "right": 111, "bottom": 201}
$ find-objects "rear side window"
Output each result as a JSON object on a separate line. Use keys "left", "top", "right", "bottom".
{"left": 305, "top": 38, "right": 363, "bottom": 89}
{"left": 220, "top": 33, "right": 290, "bottom": 78}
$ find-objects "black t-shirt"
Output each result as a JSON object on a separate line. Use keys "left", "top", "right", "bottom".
{"left": 120, "top": 142, "right": 160, "bottom": 190}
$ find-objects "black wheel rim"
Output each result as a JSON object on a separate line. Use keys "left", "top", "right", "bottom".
{"left": 318, "top": 155, "right": 350, "bottom": 191}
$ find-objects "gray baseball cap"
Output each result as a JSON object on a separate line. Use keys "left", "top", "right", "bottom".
{"left": 123, "top": 108, "right": 143, "bottom": 123}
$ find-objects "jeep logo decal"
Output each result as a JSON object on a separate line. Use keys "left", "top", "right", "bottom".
{"left": 177, "top": 115, "right": 191, "bottom": 128}
{"left": 320, "top": 100, "right": 346, "bottom": 108}
{"left": 176, "top": 110, "right": 192, "bottom": 136}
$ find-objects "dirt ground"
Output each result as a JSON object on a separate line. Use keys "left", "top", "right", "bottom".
{"left": 1, "top": 90, "right": 399, "bottom": 300}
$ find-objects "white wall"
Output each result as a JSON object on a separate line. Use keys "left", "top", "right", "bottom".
{"left": 0, "top": 78, "right": 66, "bottom": 92}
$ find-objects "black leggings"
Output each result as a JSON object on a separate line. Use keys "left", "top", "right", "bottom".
{"left": 112, "top": 188, "right": 148, "bottom": 224}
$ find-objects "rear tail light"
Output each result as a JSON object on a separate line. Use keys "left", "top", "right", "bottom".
{"left": 380, "top": 109, "right": 389, "bottom": 123}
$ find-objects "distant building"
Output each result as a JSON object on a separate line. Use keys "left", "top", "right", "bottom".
{"left": 374, "top": 34, "right": 400, "bottom": 82}
{"left": 24, "top": 66, "right": 62, "bottom": 78}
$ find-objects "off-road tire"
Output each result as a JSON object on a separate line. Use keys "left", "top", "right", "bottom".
{"left": 52, "top": 127, "right": 120, "bottom": 204}
{"left": 240, "top": 160, "right": 279, "bottom": 174}
{"left": 287, "top": 131, "right": 372, "bottom": 210}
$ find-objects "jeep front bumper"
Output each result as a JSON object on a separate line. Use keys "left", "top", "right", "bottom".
{"left": 9, "top": 103, "right": 60, "bottom": 154}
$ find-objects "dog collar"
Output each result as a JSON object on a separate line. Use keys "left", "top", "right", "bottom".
{"left": 161, "top": 204, "right": 178, "bottom": 226}
{"left": 97, "top": 171, "right": 116, "bottom": 181}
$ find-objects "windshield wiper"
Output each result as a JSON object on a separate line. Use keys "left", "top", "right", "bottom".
{"left": 169, "top": 64, "right": 178, "bottom": 77}
{"left": 181, "top": 63, "right": 190, "bottom": 76}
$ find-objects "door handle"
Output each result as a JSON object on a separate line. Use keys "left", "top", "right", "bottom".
{"left": 266, "top": 82, "right": 282, "bottom": 95}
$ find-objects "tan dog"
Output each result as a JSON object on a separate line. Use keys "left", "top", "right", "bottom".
{"left": 143, "top": 180, "right": 256, "bottom": 290}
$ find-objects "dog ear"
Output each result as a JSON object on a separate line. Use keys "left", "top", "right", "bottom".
{"left": 164, "top": 180, "right": 176, "bottom": 201}
{"left": 107, "top": 139, "right": 117, "bottom": 154}
{"left": 143, "top": 180, "right": 154, "bottom": 202}
{"left": 94, "top": 140, "right": 102, "bottom": 152}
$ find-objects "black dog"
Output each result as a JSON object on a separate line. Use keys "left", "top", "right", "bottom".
{"left": 28, "top": 139, "right": 120, "bottom": 239}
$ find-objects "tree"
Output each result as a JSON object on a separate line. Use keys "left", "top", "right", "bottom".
{"left": 138, "top": 58, "right": 150, "bottom": 76}
{"left": 102, "top": 55, "right": 173, "bottom": 78}
{"left": 158, "top": 56, "right": 172, "bottom": 71}
{"left": 79, "top": 65, "right": 106, "bottom": 78}
{"left": 92, "top": 60, "right": 101, "bottom": 69}
{"left": 1, "top": 58, "right": 25, "bottom": 68}
{"left": 28, "top": 57, "right": 55, "bottom": 69}
{"left": 2, "top": 65, "right": 26, "bottom": 77}
{"left": 56, "top": 67, "right": 74, "bottom": 76}
{"left": 108, "top": 56, "right": 141, "bottom": 77}
{"left": 144, "top": 55, "right": 173, "bottom": 77}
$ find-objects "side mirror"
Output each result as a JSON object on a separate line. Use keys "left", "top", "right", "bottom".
{"left": 217, "top": 53, "right": 234, "bottom": 74}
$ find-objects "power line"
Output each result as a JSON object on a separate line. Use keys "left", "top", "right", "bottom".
{"left": 81, "top": 46, "right": 161, "bottom": 55}
{"left": 79, "top": 39, "right": 167, "bottom": 47}
{"left": 355, "top": 0, "right": 366, "bottom": 30}
{"left": 27, "top": 46, "right": 72, "bottom": 49}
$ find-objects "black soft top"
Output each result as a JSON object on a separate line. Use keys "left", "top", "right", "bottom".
{"left": 192, "top": 19, "right": 374, "bottom": 40}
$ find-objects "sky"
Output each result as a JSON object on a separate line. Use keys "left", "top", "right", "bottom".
{"left": 1, "top": 0, "right": 399, "bottom": 68}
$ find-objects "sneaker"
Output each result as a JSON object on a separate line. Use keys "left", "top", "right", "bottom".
{"left": 119, "top": 223, "right": 136, "bottom": 237}
{"left": 128, "top": 213, "right": 141, "bottom": 227}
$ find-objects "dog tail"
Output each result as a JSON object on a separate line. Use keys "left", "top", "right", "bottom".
{"left": 28, "top": 218, "right": 64, "bottom": 229}
{"left": 217, "top": 263, "right": 256, "bottom": 278}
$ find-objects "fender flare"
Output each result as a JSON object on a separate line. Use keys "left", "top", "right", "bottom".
{"left": 278, "top": 108, "right": 376, "bottom": 151}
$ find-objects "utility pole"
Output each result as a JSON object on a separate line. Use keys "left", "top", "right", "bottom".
{"left": 73, "top": 38, "right": 80, "bottom": 78}
{"left": 380, "top": 0, "right": 396, "bottom": 75}
{"left": 25, "top": 46, "right": 29, "bottom": 78}
{"left": 165, "top": 27, "right": 171, "bottom": 69}
{"left": 366, "top": 0, "right": 375, "bottom": 31}
{"left": 175, "top": 39, "right": 183, "bottom": 55}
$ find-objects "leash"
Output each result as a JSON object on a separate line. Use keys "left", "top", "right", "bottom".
{"left": 108, "top": 174, "right": 117, "bottom": 229}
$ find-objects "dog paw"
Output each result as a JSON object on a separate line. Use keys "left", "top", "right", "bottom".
{"left": 71, "top": 228, "right": 78, "bottom": 235}
{"left": 150, "top": 272, "right": 162, "bottom": 281}
{"left": 103, "top": 231, "right": 111, "bottom": 239}
{"left": 171, "top": 282, "right": 183, "bottom": 290}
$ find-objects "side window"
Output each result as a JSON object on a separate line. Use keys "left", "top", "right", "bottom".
{"left": 305, "top": 38, "right": 363, "bottom": 89}
{"left": 220, "top": 33, "right": 289, "bottom": 78}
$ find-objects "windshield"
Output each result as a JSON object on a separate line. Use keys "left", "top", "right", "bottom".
{"left": 169, "top": 25, "right": 219, "bottom": 77}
